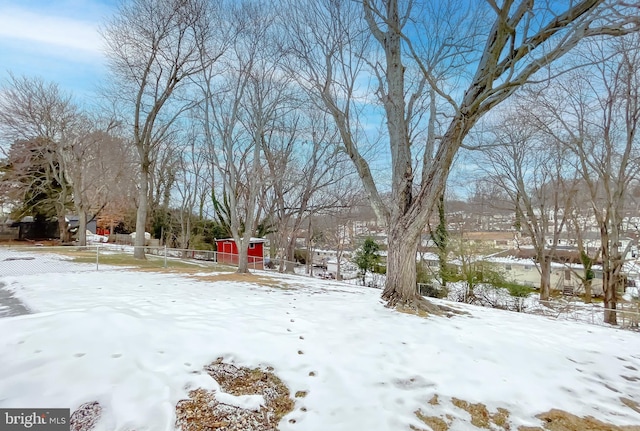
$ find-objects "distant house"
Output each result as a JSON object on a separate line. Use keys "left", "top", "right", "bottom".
{"left": 486, "top": 256, "right": 605, "bottom": 296}
{"left": 10, "top": 216, "right": 58, "bottom": 240}
{"left": 0, "top": 220, "right": 19, "bottom": 241}
{"left": 548, "top": 232, "right": 636, "bottom": 260}
{"left": 461, "top": 231, "right": 518, "bottom": 249}
{"left": 215, "top": 238, "right": 266, "bottom": 269}
{"left": 66, "top": 215, "right": 97, "bottom": 235}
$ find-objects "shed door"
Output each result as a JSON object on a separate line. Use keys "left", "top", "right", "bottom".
{"left": 223, "top": 242, "right": 232, "bottom": 255}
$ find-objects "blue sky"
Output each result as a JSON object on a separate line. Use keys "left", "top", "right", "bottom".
{"left": 0, "top": 0, "right": 116, "bottom": 101}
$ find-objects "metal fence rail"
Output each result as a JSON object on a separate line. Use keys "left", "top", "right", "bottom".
{"left": 533, "top": 300, "right": 640, "bottom": 331}
{"left": 0, "top": 244, "right": 311, "bottom": 275}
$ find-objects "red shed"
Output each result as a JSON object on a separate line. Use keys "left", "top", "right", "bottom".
{"left": 215, "top": 237, "right": 266, "bottom": 269}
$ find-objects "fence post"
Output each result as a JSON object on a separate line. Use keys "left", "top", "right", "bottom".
{"left": 96, "top": 245, "right": 99, "bottom": 271}
{"left": 164, "top": 245, "right": 168, "bottom": 268}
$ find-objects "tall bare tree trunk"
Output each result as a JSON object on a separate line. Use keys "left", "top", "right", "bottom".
{"left": 601, "top": 230, "right": 618, "bottom": 325}
{"left": 134, "top": 163, "right": 149, "bottom": 259}
{"left": 539, "top": 255, "right": 551, "bottom": 301}
{"left": 603, "top": 271, "right": 618, "bottom": 325}
{"left": 57, "top": 211, "right": 68, "bottom": 243}
{"left": 583, "top": 278, "right": 593, "bottom": 304}
{"left": 237, "top": 238, "right": 249, "bottom": 273}
{"left": 77, "top": 210, "right": 87, "bottom": 246}
{"left": 285, "top": 239, "right": 296, "bottom": 273}
{"left": 382, "top": 225, "right": 420, "bottom": 305}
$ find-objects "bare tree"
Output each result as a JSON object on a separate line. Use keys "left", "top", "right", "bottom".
{"left": 567, "top": 191, "right": 602, "bottom": 303}
{"left": 480, "top": 111, "right": 577, "bottom": 300}
{"left": 262, "top": 110, "right": 348, "bottom": 272}
{"left": 171, "top": 125, "right": 208, "bottom": 249}
{"left": 200, "top": 2, "right": 290, "bottom": 273}
{"left": 60, "top": 121, "right": 132, "bottom": 246}
{"left": 0, "top": 74, "right": 79, "bottom": 241}
{"left": 317, "top": 185, "right": 365, "bottom": 280}
{"left": 287, "top": 0, "right": 640, "bottom": 310}
{"left": 527, "top": 35, "right": 640, "bottom": 324}
{"left": 102, "top": 0, "right": 225, "bottom": 258}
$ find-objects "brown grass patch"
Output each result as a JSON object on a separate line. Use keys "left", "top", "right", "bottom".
{"left": 131, "top": 266, "right": 294, "bottom": 290}
{"left": 396, "top": 304, "right": 432, "bottom": 318}
{"left": 176, "top": 360, "right": 294, "bottom": 431}
{"left": 451, "top": 397, "right": 510, "bottom": 430}
{"left": 395, "top": 300, "right": 467, "bottom": 319}
{"left": 420, "top": 396, "right": 640, "bottom": 431}
{"left": 413, "top": 409, "right": 451, "bottom": 431}
{"left": 190, "top": 272, "right": 285, "bottom": 288}
{"left": 132, "top": 266, "right": 223, "bottom": 274}
{"left": 530, "top": 409, "right": 640, "bottom": 431}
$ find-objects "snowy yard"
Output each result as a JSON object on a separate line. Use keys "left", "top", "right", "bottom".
{"left": 0, "top": 248, "right": 639, "bottom": 431}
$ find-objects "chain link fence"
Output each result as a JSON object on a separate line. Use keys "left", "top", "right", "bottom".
{"left": 0, "top": 244, "right": 318, "bottom": 277}
{"left": 417, "top": 280, "right": 639, "bottom": 332}
{"left": 532, "top": 299, "right": 640, "bottom": 331}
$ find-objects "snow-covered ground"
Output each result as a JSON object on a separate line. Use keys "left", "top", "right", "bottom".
{"left": 0, "top": 249, "right": 639, "bottom": 430}
{"left": 0, "top": 247, "right": 100, "bottom": 276}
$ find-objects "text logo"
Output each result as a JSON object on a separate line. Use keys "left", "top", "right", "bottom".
{"left": 0, "top": 409, "right": 70, "bottom": 431}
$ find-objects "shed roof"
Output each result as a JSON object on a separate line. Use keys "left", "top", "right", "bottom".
{"left": 216, "top": 237, "right": 267, "bottom": 243}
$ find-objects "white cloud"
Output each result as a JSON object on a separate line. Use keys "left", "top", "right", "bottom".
{"left": 0, "top": 7, "right": 103, "bottom": 57}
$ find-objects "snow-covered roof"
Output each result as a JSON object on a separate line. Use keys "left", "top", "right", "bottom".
{"left": 216, "top": 237, "right": 267, "bottom": 243}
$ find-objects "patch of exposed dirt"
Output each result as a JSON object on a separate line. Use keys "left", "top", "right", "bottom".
{"left": 415, "top": 396, "right": 640, "bottom": 431}
{"left": 189, "top": 272, "right": 289, "bottom": 289}
{"left": 528, "top": 409, "right": 640, "bottom": 431}
{"left": 390, "top": 293, "right": 468, "bottom": 319}
{"left": 176, "top": 359, "right": 294, "bottom": 431}
{"left": 451, "top": 397, "right": 510, "bottom": 430}
{"left": 412, "top": 409, "right": 451, "bottom": 431}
